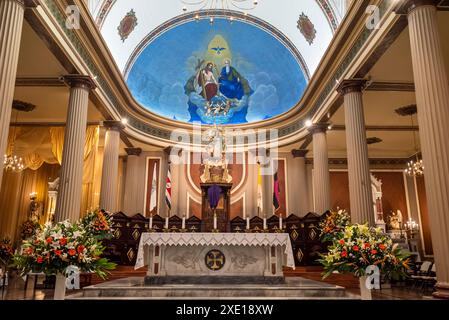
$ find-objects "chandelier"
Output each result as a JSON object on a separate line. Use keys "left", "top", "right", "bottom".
{"left": 405, "top": 156, "right": 424, "bottom": 177}
{"left": 3, "top": 110, "right": 25, "bottom": 173}
{"left": 405, "top": 110, "right": 424, "bottom": 177}
{"left": 181, "top": 0, "right": 259, "bottom": 22}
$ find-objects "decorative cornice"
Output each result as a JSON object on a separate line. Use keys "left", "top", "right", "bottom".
{"left": 366, "top": 81, "right": 415, "bottom": 92}
{"left": 125, "top": 148, "right": 142, "bottom": 156}
{"left": 103, "top": 120, "right": 125, "bottom": 131}
{"left": 394, "top": 0, "right": 438, "bottom": 14}
{"left": 337, "top": 79, "right": 368, "bottom": 95}
{"left": 306, "top": 158, "right": 410, "bottom": 166}
{"left": 292, "top": 149, "right": 309, "bottom": 158}
{"left": 12, "top": 100, "right": 36, "bottom": 112}
{"left": 16, "top": 77, "right": 64, "bottom": 87}
{"left": 62, "top": 75, "right": 97, "bottom": 90}
{"left": 15, "top": 0, "right": 40, "bottom": 8}
{"left": 308, "top": 123, "right": 329, "bottom": 135}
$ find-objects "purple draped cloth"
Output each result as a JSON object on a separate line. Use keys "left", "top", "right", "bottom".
{"left": 208, "top": 185, "right": 222, "bottom": 209}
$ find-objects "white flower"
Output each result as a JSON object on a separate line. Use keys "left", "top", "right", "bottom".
{"left": 73, "top": 230, "right": 84, "bottom": 239}
{"left": 50, "top": 230, "right": 64, "bottom": 240}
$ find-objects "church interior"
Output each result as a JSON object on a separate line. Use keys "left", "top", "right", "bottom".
{"left": 1, "top": 0, "right": 449, "bottom": 302}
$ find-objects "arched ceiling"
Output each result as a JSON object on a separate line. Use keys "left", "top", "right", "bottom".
{"left": 88, "top": 0, "right": 346, "bottom": 126}
{"left": 90, "top": 0, "right": 345, "bottom": 74}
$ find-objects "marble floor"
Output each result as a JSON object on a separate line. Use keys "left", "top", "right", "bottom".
{"left": 0, "top": 274, "right": 432, "bottom": 300}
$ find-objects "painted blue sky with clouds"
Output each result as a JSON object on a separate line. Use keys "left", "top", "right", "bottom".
{"left": 127, "top": 18, "right": 307, "bottom": 124}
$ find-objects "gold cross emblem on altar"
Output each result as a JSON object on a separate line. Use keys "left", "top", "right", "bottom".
{"left": 205, "top": 250, "right": 226, "bottom": 271}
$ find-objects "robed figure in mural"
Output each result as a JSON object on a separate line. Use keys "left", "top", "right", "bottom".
{"left": 219, "top": 59, "right": 251, "bottom": 100}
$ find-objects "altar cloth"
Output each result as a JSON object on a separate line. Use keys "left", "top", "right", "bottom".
{"left": 135, "top": 232, "right": 295, "bottom": 270}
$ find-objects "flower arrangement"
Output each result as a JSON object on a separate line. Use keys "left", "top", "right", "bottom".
{"left": 80, "top": 210, "right": 113, "bottom": 240}
{"left": 319, "top": 209, "right": 351, "bottom": 242}
{"left": 13, "top": 219, "right": 116, "bottom": 279}
{"left": 21, "top": 220, "right": 40, "bottom": 240}
{"left": 319, "top": 224, "right": 410, "bottom": 280}
{"left": 0, "top": 238, "right": 14, "bottom": 268}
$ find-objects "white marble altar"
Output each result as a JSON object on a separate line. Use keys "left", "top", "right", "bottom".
{"left": 135, "top": 233, "right": 295, "bottom": 284}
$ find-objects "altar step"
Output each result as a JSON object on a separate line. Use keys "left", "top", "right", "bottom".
{"left": 90, "top": 266, "right": 359, "bottom": 291}
{"left": 68, "top": 277, "right": 359, "bottom": 300}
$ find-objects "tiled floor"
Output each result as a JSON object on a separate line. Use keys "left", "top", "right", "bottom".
{"left": 0, "top": 274, "right": 435, "bottom": 300}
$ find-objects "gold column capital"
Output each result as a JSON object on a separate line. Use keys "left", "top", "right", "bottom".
{"left": 62, "top": 75, "right": 97, "bottom": 91}
{"left": 337, "top": 79, "right": 367, "bottom": 95}
{"left": 307, "top": 123, "right": 329, "bottom": 135}
{"left": 394, "top": 0, "right": 438, "bottom": 15}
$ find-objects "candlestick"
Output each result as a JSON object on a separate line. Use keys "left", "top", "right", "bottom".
{"left": 165, "top": 216, "right": 169, "bottom": 230}
{"left": 149, "top": 215, "right": 153, "bottom": 230}
{"left": 213, "top": 213, "right": 217, "bottom": 230}
{"left": 263, "top": 217, "right": 267, "bottom": 230}
{"left": 279, "top": 214, "right": 283, "bottom": 230}
{"left": 246, "top": 217, "right": 250, "bottom": 230}
{"left": 182, "top": 216, "right": 186, "bottom": 230}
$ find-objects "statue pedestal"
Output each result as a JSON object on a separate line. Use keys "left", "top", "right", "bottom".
{"left": 201, "top": 183, "right": 232, "bottom": 232}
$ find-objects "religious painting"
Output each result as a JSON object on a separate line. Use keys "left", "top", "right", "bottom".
{"left": 297, "top": 13, "right": 316, "bottom": 45}
{"left": 126, "top": 18, "right": 307, "bottom": 125}
{"left": 118, "top": 9, "right": 138, "bottom": 42}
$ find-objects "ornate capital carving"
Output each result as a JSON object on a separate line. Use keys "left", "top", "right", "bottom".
{"left": 307, "top": 123, "right": 329, "bottom": 135}
{"left": 125, "top": 148, "right": 142, "bottom": 156}
{"left": 394, "top": 0, "right": 438, "bottom": 14}
{"left": 337, "top": 79, "right": 367, "bottom": 95}
{"left": 13, "top": 0, "right": 39, "bottom": 8}
{"left": 103, "top": 120, "right": 125, "bottom": 131}
{"left": 292, "top": 149, "right": 309, "bottom": 158}
{"left": 62, "top": 75, "right": 97, "bottom": 91}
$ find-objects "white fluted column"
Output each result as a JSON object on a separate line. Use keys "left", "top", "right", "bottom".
{"left": 55, "top": 75, "right": 96, "bottom": 222}
{"left": 338, "top": 80, "right": 375, "bottom": 226}
{"left": 292, "top": 149, "right": 310, "bottom": 216}
{"left": 99, "top": 121, "right": 123, "bottom": 213}
{"left": 402, "top": 0, "right": 449, "bottom": 299}
{"left": 0, "top": 0, "right": 38, "bottom": 187}
{"left": 309, "top": 124, "right": 331, "bottom": 214}
{"left": 123, "top": 147, "right": 142, "bottom": 215}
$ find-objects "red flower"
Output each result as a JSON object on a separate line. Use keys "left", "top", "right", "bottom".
{"left": 54, "top": 250, "right": 62, "bottom": 256}
{"left": 364, "top": 243, "right": 371, "bottom": 249}
{"left": 353, "top": 245, "right": 360, "bottom": 252}
{"left": 46, "top": 237, "right": 53, "bottom": 244}
{"left": 77, "top": 245, "right": 85, "bottom": 254}
{"left": 36, "top": 256, "right": 43, "bottom": 264}
{"left": 339, "top": 240, "right": 345, "bottom": 245}
{"left": 341, "top": 251, "right": 348, "bottom": 258}
{"left": 68, "top": 249, "right": 76, "bottom": 256}
{"left": 371, "top": 250, "right": 378, "bottom": 255}
{"left": 379, "top": 244, "right": 387, "bottom": 251}
{"left": 25, "top": 247, "right": 34, "bottom": 255}
{"left": 59, "top": 238, "right": 67, "bottom": 246}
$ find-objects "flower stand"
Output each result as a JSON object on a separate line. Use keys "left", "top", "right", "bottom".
{"left": 54, "top": 273, "right": 66, "bottom": 300}
{"left": 359, "top": 276, "right": 373, "bottom": 300}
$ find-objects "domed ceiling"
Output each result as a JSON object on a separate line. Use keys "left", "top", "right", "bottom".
{"left": 89, "top": 0, "right": 346, "bottom": 125}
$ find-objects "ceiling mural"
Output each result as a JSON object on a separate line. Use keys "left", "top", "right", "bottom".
{"left": 117, "top": 9, "right": 138, "bottom": 42}
{"left": 126, "top": 18, "right": 307, "bottom": 125}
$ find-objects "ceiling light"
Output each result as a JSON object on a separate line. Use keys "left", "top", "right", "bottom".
{"left": 305, "top": 120, "right": 313, "bottom": 127}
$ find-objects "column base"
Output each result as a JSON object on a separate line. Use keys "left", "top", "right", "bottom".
{"left": 433, "top": 282, "right": 449, "bottom": 300}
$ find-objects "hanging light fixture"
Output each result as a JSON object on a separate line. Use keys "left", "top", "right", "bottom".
{"left": 404, "top": 111, "right": 424, "bottom": 177}
{"left": 181, "top": 0, "right": 258, "bottom": 23}
{"left": 3, "top": 109, "right": 25, "bottom": 173}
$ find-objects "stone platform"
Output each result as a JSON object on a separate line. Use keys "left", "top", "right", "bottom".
{"left": 67, "top": 277, "right": 359, "bottom": 300}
